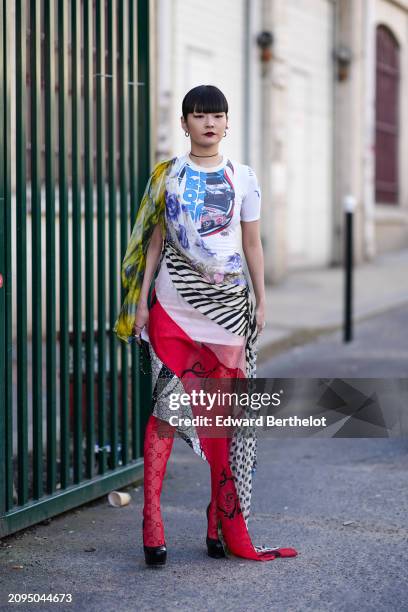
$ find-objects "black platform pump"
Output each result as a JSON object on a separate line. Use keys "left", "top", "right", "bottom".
{"left": 206, "top": 503, "right": 226, "bottom": 559}
{"left": 143, "top": 519, "right": 167, "bottom": 566}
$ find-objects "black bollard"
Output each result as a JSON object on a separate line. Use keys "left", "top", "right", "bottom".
{"left": 343, "top": 195, "right": 355, "bottom": 342}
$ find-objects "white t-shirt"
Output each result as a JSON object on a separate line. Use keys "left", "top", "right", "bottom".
{"left": 176, "top": 152, "right": 261, "bottom": 258}
{"left": 141, "top": 153, "right": 261, "bottom": 344}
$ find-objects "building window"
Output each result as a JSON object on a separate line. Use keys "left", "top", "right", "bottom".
{"left": 375, "top": 25, "right": 400, "bottom": 205}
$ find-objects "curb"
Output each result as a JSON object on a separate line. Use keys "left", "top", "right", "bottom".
{"left": 257, "top": 300, "right": 408, "bottom": 365}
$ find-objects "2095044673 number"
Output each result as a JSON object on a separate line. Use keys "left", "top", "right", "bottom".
{"left": 8, "top": 594, "right": 73, "bottom": 604}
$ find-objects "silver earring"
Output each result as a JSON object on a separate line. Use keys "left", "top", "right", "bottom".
{"left": 224, "top": 130, "right": 227, "bottom": 137}
{"left": 185, "top": 131, "right": 189, "bottom": 137}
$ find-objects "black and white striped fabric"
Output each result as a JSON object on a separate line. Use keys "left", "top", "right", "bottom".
{"left": 150, "top": 238, "right": 261, "bottom": 523}
{"left": 164, "top": 239, "right": 259, "bottom": 378}
{"left": 150, "top": 240, "right": 257, "bottom": 523}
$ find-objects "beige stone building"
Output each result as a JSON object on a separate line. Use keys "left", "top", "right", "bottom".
{"left": 152, "top": 0, "right": 408, "bottom": 283}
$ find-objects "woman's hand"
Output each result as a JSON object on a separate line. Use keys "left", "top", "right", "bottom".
{"left": 132, "top": 301, "right": 149, "bottom": 345}
{"left": 130, "top": 224, "right": 164, "bottom": 344}
{"left": 255, "top": 302, "right": 266, "bottom": 336}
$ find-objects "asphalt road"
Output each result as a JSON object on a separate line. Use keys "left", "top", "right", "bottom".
{"left": 257, "top": 303, "right": 408, "bottom": 378}
{"left": 1, "top": 305, "right": 407, "bottom": 612}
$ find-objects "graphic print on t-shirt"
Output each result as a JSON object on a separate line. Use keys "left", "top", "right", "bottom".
{"left": 178, "top": 162, "right": 235, "bottom": 237}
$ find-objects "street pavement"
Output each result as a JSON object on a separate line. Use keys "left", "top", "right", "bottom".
{"left": 258, "top": 301, "right": 408, "bottom": 378}
{"left": 1, "top": 250, "right": 407, "bottom": 612}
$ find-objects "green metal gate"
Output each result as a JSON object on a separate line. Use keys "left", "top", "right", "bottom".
{"left": 0, "top": 0, "right": 152, "bottom": 538}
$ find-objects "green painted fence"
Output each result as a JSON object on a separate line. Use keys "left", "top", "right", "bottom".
{"left": 0, "top": 0, "right": 152, "bottom": 538}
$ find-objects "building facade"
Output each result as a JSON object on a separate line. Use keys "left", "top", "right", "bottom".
{"left": 153, "top": 0, "right": 408, "bottom": 282}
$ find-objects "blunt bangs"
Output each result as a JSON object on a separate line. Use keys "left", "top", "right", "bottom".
{"left": 182, "top": 85, "right": 228, "bottom": 119}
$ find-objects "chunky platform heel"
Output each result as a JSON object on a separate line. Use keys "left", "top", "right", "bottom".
{"left": 144, "top": 543, "right": 167, "bottom": 566}
{"left": 143, "top": 519, "right": 167, "bottom": 566}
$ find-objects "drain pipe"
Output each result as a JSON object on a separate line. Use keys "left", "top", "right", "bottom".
{"left": 243, "top": 0, "right": 251, "bottom": 164}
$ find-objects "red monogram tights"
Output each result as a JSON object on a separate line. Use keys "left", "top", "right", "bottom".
{"left": 207, "top": 464, "right": 220, "bottom": 539}
{"left": 142, "top": 415, "right": 175, "bottom": 547}
{"left": 142, "top": 413, "right": 220, "bottom": 546}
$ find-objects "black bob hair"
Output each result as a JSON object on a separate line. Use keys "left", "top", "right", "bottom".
{"left": 182, "top": 85, "right": 228, "bottom": 120}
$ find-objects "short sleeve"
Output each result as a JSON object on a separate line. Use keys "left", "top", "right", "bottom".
{"left": 240, "top": 166, "right": 261, "bottom": 222}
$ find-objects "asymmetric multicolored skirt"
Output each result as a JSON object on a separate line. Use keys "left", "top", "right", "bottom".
{"left": 143, "top": 240, "right": 298, "bottom": 561}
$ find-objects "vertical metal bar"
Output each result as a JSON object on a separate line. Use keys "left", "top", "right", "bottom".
{"left": 30, "top": 0, "right": 43, "bottom": 499}
{"left": 58, "top": 0, "right": 69, "bottom": 488}
{"left": 118, "top": 0, "right": 129, "bottom": 465}
{"left": 83, "top": 0, "right": 95, "bottom": 480}
{"left": 71, "top": 0, "right": 83, "bottom": 484}
{"left": 0, "top": 0, "right": 7, "bottom": 516}
{"left": 44, "top": 0, "right": 57, "bottom": 494}
{"left": 15, "top": 0, "right": 29, "bottom": 506}
{"left": 343, "top": 209, "right": 354, "bottom": 343}
{"left": 95, "top": 0, "right": 107, "bottom": 474}
{"left": 3, "top": 0, "right": 13, "bottom": 511}
{"left": 137, "top": 0, "right": 151, "bottom": 178}
{"left": 137, "top": 0, "right": 152, "bottom": 443}
{"left": 243, "top": 0, "right": 250, "bottom": 165}
{"left": 128, "top": 0, "right": 141, "bottom": 460}
{"left": 107, "top": 0, "right": 118, "bottom": 470}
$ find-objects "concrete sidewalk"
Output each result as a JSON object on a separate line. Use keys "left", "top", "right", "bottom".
{"left": 257, "top": 248, "right": 408, "bottom": 362}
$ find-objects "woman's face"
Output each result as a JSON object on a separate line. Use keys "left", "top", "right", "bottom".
{"left": 181, "top": 110, "right": 228, "bottom": 147}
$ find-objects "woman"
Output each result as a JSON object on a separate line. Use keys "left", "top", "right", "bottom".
{"left": 113, "top": 85, "right": 298, "bottom": 566}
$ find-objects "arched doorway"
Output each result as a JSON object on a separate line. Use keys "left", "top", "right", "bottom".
{"left": 375, "top": 25, "right": 400, "bottom": 205}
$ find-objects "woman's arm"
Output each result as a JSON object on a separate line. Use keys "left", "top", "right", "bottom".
{"left": 241, "top": 219, "right": 266, "bottom": 334}
{"left": 133, "top": 223, "right": 164, "bottom": 340}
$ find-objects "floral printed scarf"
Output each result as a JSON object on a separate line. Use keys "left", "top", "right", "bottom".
{"left": 113, "top": 158, "right": 175, "bottom": 343}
